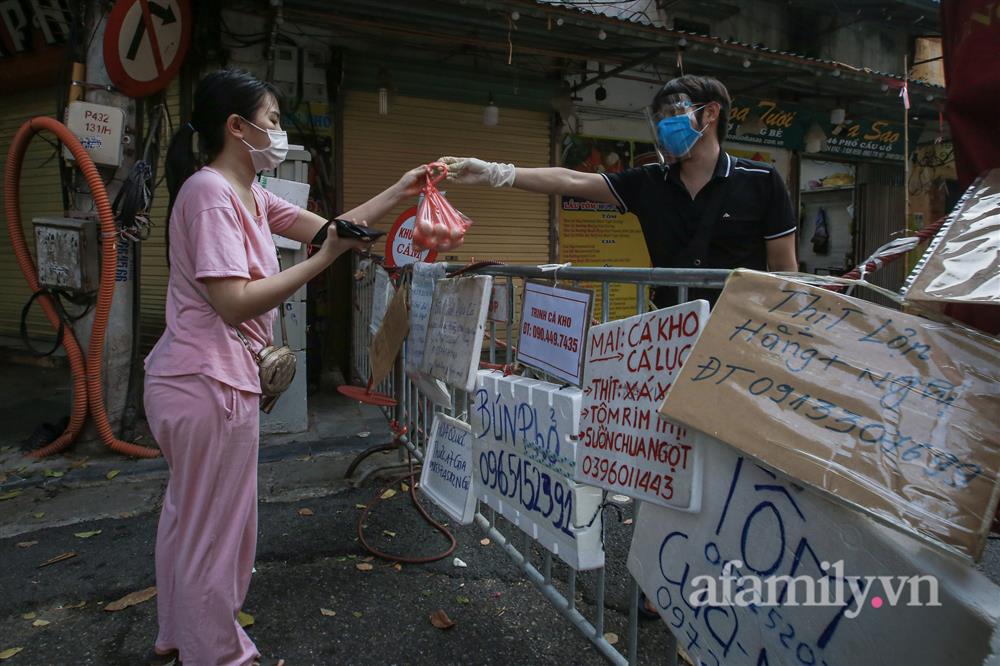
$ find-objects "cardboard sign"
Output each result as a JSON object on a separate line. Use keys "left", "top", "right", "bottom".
{"left": 577, "top": 301, "right": 709, "bottom": 509}
{"left": 369, "top": 266, "right": 393, "bottom": 335}
{"left": 661, "top": 270, "right": 1000, "bottom": 560}
{"left": 420, "top": 415, "right": 476, "bottom": 525}
{"left": 421, "top": 276, "right": 492, "bottom": 393}
{"left": 407, "top": 262, "right": 447, "bottom": 373}
{"left": 517, "top": 281, "right": 593, "bottom": 386}
{"left": 369, "top": 285, "right": 409, "bottom": 386}
{"left": 628, "top": 433, "right": 1000, "bottom": 666}
{"left": 474, "top": 370, "right": 582, "bottom": 479}
{"left": 489, "top": 283, "right": 511, "bottom": 323}
{"left": 473, "top": 370, "right": 604, "bottom": 570}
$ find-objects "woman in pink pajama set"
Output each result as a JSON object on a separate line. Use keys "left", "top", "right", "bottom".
{"left": 144, "top": 70, "right": 421, "bottom": 666}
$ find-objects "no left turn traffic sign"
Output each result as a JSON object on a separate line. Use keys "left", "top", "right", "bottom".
{"left": 103, "top": 0, "right": 191, "bottom": 98}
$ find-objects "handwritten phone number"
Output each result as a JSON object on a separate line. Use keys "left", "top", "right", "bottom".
{"left": 580, "top": 455, "right": 674, "bottom": 500}
{"left": 692, "top": 357, "right": 982, "bottom": 488}
{"left": 479, "top": 449, "right": 575, "bottom": 537}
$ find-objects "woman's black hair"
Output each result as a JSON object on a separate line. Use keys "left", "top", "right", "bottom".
{"left": 164, "top": 69, "right": 279, "bottom": 266}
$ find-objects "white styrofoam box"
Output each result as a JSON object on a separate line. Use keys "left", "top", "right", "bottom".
{"left": 473, "top": 370, "right": 581, "bottom": 481}
{"left": 260, "top": 349, "right": 307, "bottom": 435}
{"left": 259, "top": 176, "right": 311, "bottom": 209}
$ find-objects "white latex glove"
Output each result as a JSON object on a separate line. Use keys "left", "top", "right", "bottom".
{"left": 439, "top": 156, "right": 516, "bottom": 187}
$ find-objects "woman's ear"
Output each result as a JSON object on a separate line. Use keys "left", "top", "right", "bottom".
{"left": 226, "top": 113, "right": 245, "bottom": 141}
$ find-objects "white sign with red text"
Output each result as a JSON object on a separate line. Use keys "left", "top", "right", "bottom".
{"left": 383, "top": 206, "right": 438, "bottom": 268}
{"left": 575, "top": 301, "right": 709, "bottom": 510}
{"left": 516, "top": 281, "right": 593, "bottom": 386}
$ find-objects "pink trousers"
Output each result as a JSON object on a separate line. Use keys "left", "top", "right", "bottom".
{"left": 145, "top": 374, "right": 261, "bottom": 666}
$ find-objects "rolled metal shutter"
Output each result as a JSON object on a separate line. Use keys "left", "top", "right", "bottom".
{"left": 343, "top": 92, "right": 552, "bottom": 263}
{"left": 138, "top": 81, "right": 183, "bottom": 351}
{"left": 0, "top": 87, "right": 65, "bottom": 342}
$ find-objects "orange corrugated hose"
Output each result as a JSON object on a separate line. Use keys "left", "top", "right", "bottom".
{"left": 5, "top": 117, "right": 160, "bottom": 458}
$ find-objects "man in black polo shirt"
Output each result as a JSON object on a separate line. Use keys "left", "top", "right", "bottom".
{"left": 440, "top": 75, "right": 798, "bottom": 306}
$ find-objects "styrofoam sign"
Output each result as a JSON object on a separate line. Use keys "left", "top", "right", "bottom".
{"left": 369, "top": 266, "right": 393, "bottom": 335}
{"left": 627, "top": 432, "right": 1000, "bottom": 666}
{"left": 421, "top": 276, "right": 492, "bottom": 393}
{"left": 420, "top": 414, "right": 476, "bottom": 525}
{"left": 576, "top": 301, "right": 709, "bottom": 510}
{"left": 473, "top": 370, "right": 582, "bottom": 479}
{"left": 473, "top": 370, "right": 604, "bottom": 570}
{"left": 407, "top": 262, "right": 447, "bottom": 373}
{"left": 516, "top": 281, "right": 593, "bottom": 386}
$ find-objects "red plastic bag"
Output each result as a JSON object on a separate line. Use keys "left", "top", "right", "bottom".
{"left": 413, "top": 162, "right": 473, "bottom": 252}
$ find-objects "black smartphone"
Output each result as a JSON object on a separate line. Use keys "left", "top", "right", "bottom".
{"left": 336, "top": 218, "right": 385, "bottom": 241}
{"left": 310, "top": 219, "right": 385, "bottom": 246}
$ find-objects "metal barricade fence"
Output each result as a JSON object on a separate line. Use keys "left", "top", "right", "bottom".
{"left": 351, "top": 260, "right": 731, "bottom": 665}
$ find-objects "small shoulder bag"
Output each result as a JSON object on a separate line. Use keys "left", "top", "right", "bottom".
{"left": 233, "top": 250, "right": 297, "bottom": 413}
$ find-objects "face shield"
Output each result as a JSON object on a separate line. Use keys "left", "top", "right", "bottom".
{"left": 645, "top": 93, "right": 706, "bottom": 164}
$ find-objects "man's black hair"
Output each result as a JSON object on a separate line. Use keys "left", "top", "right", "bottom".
{"left": 652, "top": 75, "right": 731, "bottom": 143}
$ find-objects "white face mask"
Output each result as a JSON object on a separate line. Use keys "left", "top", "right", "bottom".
{"left": 239, "top": 117, "right": 288, "bottom": 172}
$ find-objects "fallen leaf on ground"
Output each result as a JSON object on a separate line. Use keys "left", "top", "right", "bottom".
{"left": 380, "top": 489, "right": 397, "bottom": 500}
{"left": 296, "top": 455, "right": 312, "bottom": 462}
{"left": 237, "top": 611, "right": 254, "bottom": 628}
{"left": 355, "top": 563, "right": 373, "bottom": 572}
{"left": 604, "top": 632, "right": 619, "bottom": 646}
{"left": 453, "top": 557, "right": 467, "bottom": 568}
{"left": 0, "top": 647, "right": 24, "bottom": 660}
{"left": 298, "top": 508, "right": 314, "bottom": 517}
{"left": 38, "top": 552, "right": 76, "bottom": 568}
{"left": 104, "top": 586, "right": 156, "bottom": 612}
{"left": 393, "top": 563, "right": 402, "bottom": 572}
{"left": 623, "top": 518, "right": 634, "bottom": 525}
{"left": 456, "top": 595, "right": 470, "bottom": 605}
{"left": 429, "top": 609, "right": 455, "bottom": 630}
{"left": 400, "top": 482, "right": 409, "bottom": 492}
{"left": 352, "top": 611, "right": 363, "bottom": 618}
{"left": 361, "top": 556, "right": 374, "bottom": 562}
{"left": 59, "top": 601, "right": 86, "bottom": 610}
{"left": 479, "top": 538, "right": 490, "bottom": 546}
{"left": 43, "top": 469, "right": 64, "bottom": 478}
{"left": 355, "top": 504, "right": 366, "bottom": 509}
{"left": 21, "top": 613, "right": 36, "bottom": 620}
{"left": 382, "top": 530, "right": 396, "bottom": 538}
{"left": 69, "top": 457, "right": 90, "bottom": 470}
{"left": 0, "top": 490, "right": 22, "bottom": 501}
{"left": 73, "top": 530, "right": 101, "bottom": 539}
{"left": 106, "top": 470, "right": 120, "bottom": 480}
{"left": 118, "top": 512, "right": 132, "bottom": 519}
{"left": 358, "top": 431, "right": 370, "bottom": 438}
{"left": 320, "top": 608, "right": 336, "bottom": 617}
{"left": 16, "top": 541, "right": 37, "bottom": 549}
{"left": 32, "top": 619, "right": 49, "bottom": 627}
{"left": 32, "top": 512, "right": 44, "bottom": 519}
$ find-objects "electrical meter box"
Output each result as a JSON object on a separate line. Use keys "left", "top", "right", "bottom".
{"left": 63, "top": 101, "right": 125, "bottom": 167}
{"left": 33, "top": 217, "right": 100, "bottom": 294}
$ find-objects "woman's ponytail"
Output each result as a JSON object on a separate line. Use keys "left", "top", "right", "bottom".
{"left": 163, "top": 122, "right": 198, "bottom": 268}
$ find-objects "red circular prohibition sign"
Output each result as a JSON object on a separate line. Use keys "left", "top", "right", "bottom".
{"left": 103, "top": 0, "right": 191, "bottom": 98}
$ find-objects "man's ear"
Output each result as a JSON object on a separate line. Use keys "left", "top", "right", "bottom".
{"left": 699, "top": 102, "right": 721, "bottom": 131}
